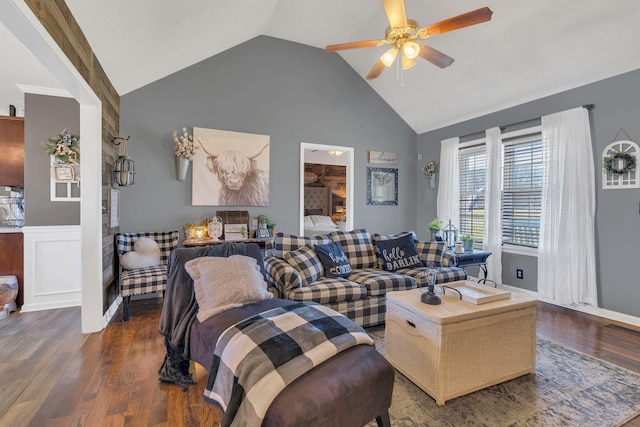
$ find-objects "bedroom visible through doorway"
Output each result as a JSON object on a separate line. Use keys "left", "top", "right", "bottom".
{"left": 299, "top": 143, "right": 353, "bottom": 236}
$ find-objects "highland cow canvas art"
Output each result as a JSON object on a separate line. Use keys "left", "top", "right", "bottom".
{"left": 192, "top": 128, "right": 270, "bottom": 206}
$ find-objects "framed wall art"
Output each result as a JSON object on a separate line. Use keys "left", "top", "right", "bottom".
{"left": 368, "top": 150, "right": 399, "bottom": 164}
{"left": 367, "top": 167, "right": 398, "bottom": 206}
{"left": 192, "top": 127, "right": 271, "bottom": 206}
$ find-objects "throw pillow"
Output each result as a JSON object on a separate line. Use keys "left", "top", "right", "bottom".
{"left": 415, "top": 241, "right": 445, "bottom": 267}
{"left": 185, "top": 255, "right": 273, "bottom": 322}
{"left": 372, "top": 230, "right": 417, "bottom": 269}
{"left": 329, "top": 229, "right": 377, "bottom": 269}
{"left": 374, "top": 233, "right": 422, "bottom": 272}
{"left": 314, "top": 242, "right": 352, "bottom": 278}
{"left": 284, "top": 245, "right": 324, "bottom": 287}
{"left": 120, "top": 237, "right": 161, "bottom": 270}
{"left": 271, "top": 233, "right": 331, "bottom": 259}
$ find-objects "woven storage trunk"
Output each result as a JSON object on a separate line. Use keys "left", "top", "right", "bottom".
{"left": 385, "top": 288, "right": 536, "bottom": 405}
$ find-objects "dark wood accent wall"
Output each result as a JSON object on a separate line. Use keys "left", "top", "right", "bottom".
{"left": 24, "top": 0, "right": 121, "bottom": 312}
{"left": 0, "top": 117, "right": 24, "bottom": 186}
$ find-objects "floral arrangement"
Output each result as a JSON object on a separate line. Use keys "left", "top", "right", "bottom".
{"left": 423, "top": 160, "right": 439, "bottom": 181}
{"left": 42, "top": 130, "right": 80, "bottom": 164}
{"left": 173, "top": 127, "right": 195, "bottom": 160}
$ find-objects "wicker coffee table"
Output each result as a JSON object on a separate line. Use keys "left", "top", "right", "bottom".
{"left": 385, "top": 286, "right": 537, "bottom": 405}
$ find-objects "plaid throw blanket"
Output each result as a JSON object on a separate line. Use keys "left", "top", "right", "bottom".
{"left": 205, "top": 302, "right": 374, "bottom": 427}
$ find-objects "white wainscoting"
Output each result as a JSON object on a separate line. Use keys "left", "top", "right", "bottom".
{"left": 22, "top": 225, "right": 81, "bottom": 312}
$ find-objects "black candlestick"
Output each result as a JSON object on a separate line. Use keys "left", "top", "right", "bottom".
{"left": 421, "top": 285, "right": 441, "bottom": 305}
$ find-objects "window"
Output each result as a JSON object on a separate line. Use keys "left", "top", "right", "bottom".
{"left": 458, "top": 144, "right": 486, "bottom": 242}
{"left": 458, "top": 130, "right": 542, "bottom": 248}
{"left": 502, "top": 133, "right": 542, "bottom": 247}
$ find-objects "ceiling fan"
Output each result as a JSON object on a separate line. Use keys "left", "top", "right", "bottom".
{"left": 325, "top": 0, "right": 493, "bottom": 80}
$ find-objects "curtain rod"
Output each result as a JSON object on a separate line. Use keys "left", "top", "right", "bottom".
{"left": 459, "top": 104, "right": 595, "bottom": 140}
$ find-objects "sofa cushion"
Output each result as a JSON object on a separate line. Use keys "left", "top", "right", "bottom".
{"left": 396, "top": 265, "right": 467, "bottom": 285}
{"left": 315, "top": 242, "right": 352, "bottom": 278}
{"left": 287, "top": 278, "right": 367, "bottom": 304}
{"left": 348, "top": 268, "right": 417, "bottom": 296}
{"left": 374, "top": 233, "right": 422, "bottom": 272}
{"left": 284, "top": 244, "right": 324, "bottom": 286}
{"left": 415, "top": 241, "right": 446, "bottom": 267}
{"left": 329, "top": 229, "right": 377, "bottom": 269}
{"left": 271, "top": 233, "right": 331, "bottom": 259}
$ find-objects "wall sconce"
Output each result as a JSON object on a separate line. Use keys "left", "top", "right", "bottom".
{"left": 111, "top": 136, "right": 135, "bottom": 186}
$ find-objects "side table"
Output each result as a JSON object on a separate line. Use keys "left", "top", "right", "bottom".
{"left": 448, "top": 249, "right": 492, "bottom": 285}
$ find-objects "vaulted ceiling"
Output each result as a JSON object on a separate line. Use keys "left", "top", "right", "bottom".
{"left": 3, "top": 0, "right": 640, "bottom": 133}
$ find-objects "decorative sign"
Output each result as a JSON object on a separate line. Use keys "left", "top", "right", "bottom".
{"left": 368, "top": 150, "right": 399, "bottom": 164}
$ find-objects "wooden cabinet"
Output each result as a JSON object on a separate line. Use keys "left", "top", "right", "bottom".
{"left": 0, "top": 232, "right": 23, "bottom": 307}
{"left": 0, "top": 116, "right": 25, "bottom": 186}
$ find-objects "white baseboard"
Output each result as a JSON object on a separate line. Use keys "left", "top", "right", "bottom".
{"left": 498, "top": 282, "right": 640, "bottom": 329}
{"left": 20, "top": 298, "right": 81, "bottom": 313}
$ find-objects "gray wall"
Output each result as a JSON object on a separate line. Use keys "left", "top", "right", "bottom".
{"left": 120, "top": 36, "right": 417, "bottom": 238}
{"left": 24, "top": 93, "right": 80, "bottom": 226}
{"left": 417, "top": 68, "right": 640, "bottom": 318}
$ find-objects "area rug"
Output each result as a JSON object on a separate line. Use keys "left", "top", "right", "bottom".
{"left": 366, "top": 327, "right": 640, "bottom": 427}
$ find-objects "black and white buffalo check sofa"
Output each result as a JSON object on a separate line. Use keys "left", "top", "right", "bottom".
{"left": 115, "top": 230, "right": 180, "bottom": 320}
{"left": 264, "top": 229, "right": 466, "bottom": 327}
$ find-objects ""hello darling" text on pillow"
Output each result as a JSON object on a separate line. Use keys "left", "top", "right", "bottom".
{"left": 374, "top": 234, "right": 423, "bottom": 271}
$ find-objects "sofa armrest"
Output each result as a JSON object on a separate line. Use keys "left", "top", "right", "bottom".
{"left": 264, "top": 255, "right": 302, "bottom": 296}
{"left": 442, "top": 252, "right": 456, "bottom": 267}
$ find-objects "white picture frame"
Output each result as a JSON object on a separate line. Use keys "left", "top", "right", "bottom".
{"left": 368, "top": 150, "right": 399, "bottom": 164}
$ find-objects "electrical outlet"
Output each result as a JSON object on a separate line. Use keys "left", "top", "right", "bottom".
{"left": 516, "top": 269, "right": 524, "bottom": 279}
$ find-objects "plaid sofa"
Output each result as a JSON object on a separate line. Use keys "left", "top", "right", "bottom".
{"left": 115, "top": 231, "right": 180, "bottom": 321}
{"left": 264, "top": 229, "right": 466, "bottom": 327}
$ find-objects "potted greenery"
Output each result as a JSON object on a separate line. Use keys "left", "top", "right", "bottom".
{"left": 427, "top": 218, "right": 443, "bottom": 242}
{"left": 461, "top": 234, "right": 475, "bottom": 252}
{"left": 256, "top": 214, "right": 270, "bottom": 230}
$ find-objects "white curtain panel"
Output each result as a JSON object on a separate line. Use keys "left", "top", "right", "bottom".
{"left": 437, "top": 137, "right": 460, "bottom": 228}
{"left": 483, "top": 127, "right": 503, "bottom": 285}
{"left": 538, "top": 107, "right": 598, "bottom": 306}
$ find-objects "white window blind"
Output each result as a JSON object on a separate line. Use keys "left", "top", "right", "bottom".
{"left": 502, "top": 132, "right": 542, "bottom": 247}
{"left": 458, "top": 145, "right": 486, "bottom": 241}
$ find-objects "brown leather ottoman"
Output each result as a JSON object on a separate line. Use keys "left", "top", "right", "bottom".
{"left": 190, "top": 299, "right": 395, "bottom": 427}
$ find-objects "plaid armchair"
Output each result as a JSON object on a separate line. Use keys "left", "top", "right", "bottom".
{"left": 115, "top": 231, "right": 179, "bottom": 320}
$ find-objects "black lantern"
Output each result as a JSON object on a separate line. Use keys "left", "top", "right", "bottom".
{"left": 112, "top": 137, "right": 135, "bottom": 186}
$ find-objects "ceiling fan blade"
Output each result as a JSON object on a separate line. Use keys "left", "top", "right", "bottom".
{"left": 325, "top": 39, "right": 385, "bottom": 52}
{"left": 418, "top": 45, "right": 455, "bottom": 68}
{"left": 366, "top": 60, "right": 387, "bottom": 80}
{"left": 418, "top": 7, "right": 493, "bottom": 38}
{"left": 382, "top": 0, "right": 407, "bottom": 28}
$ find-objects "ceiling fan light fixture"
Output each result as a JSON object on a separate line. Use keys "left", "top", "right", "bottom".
{"left": 402, "top": 54, "right": 416, "bottom": 70}
{"left": 380, "top": 47, "right": 398, "bottom": 67}
{"left": 402, "top": 41, "right": 420, "bottom": 59}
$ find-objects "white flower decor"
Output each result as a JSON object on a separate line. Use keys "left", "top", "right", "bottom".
{"left": 173, "top": 127, "right": 195, "bottom": 160}
{"left": 423, "top": 160, "right": 439, "bottom": 181}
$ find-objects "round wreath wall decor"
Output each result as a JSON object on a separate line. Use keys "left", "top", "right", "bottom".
{"left": 604, "top": 151, "right": 635, "bottom": 175}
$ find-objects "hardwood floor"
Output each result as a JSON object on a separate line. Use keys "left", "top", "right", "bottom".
{"left": 0, "top": 298, "right": 639, "bottom": 426}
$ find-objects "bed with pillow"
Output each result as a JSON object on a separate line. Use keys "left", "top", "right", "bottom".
{"left": 159, "top": 242, "right": 394, "bottom": 427}
{"left": 304, "top": 214, "right": 339, "bottom": 237}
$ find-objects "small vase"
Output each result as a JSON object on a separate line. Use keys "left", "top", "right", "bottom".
{"left": 175, "top": 157, "right": 190, "bottom": 181}
{"left": 430, "top": 230, "right": 441, "bottom": 242}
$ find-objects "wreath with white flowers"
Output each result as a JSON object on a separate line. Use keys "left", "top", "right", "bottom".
{"left": 604, "top": 152, "right": 635, "bottom": 175}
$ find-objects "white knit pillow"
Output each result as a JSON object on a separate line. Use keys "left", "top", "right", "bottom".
{"left": 120, "top": 237, "right": 161, "bottom": 269}
{"left": 185, "top": 255, "right": 273, "bottom": 322}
